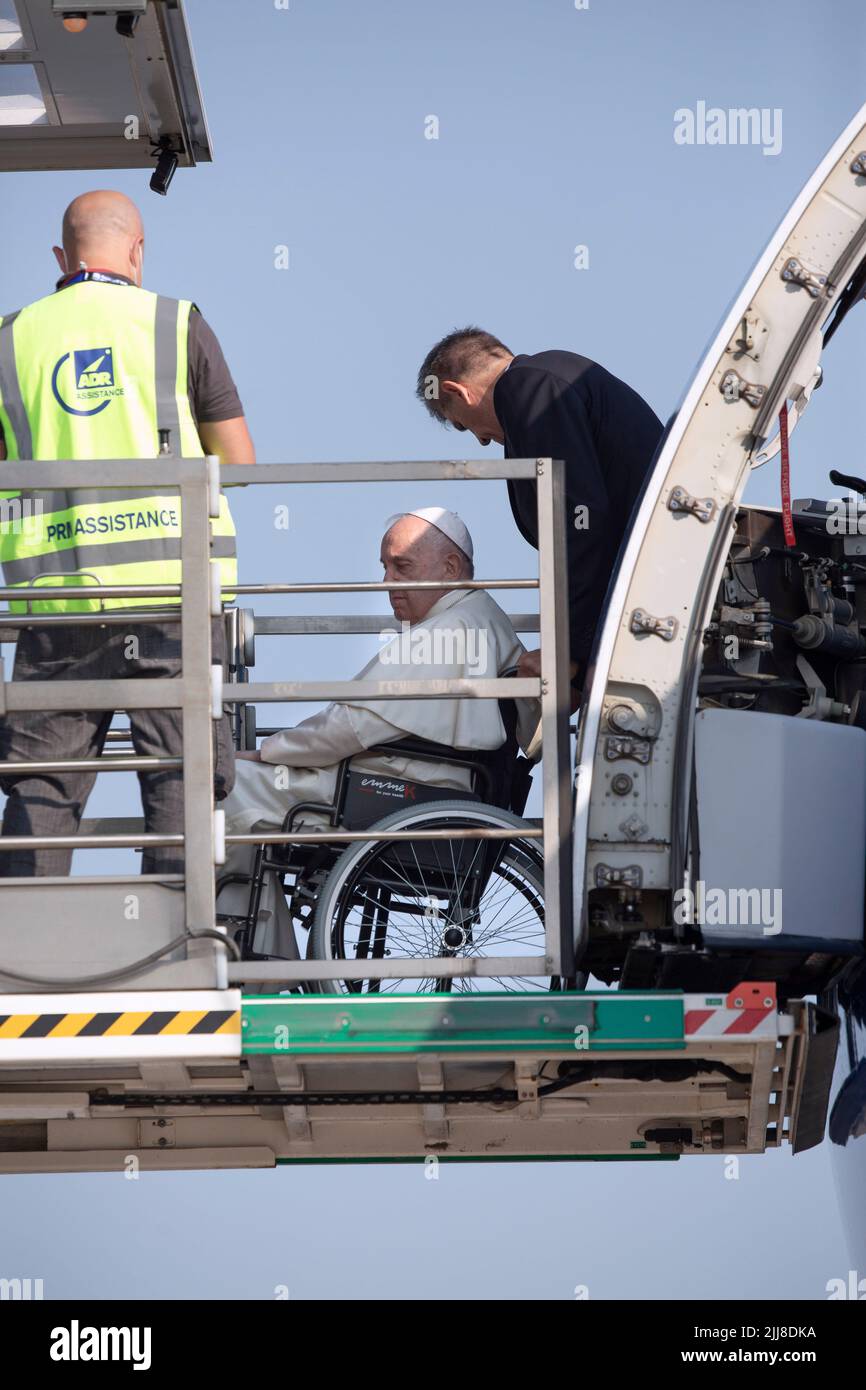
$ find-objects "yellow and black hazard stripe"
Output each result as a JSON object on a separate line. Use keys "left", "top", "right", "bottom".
{"left": 0, "top": 1009, "right": 240, "bottom": 1039}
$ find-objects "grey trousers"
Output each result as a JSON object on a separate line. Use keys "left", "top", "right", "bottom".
{"left": 0, "top": 618, "right": 235, "bottom": 877}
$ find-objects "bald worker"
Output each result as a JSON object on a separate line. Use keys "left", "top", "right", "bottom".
{"left": 0, "top": 190, "right": 255, "bottom": 877}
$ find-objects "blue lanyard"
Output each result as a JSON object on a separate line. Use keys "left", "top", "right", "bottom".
{"left": 57, "top": 270, "right": 133, "bottom": 290}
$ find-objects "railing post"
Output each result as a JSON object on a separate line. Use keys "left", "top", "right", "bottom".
{"left": 536, "top": 456, "right": 575, "bottom": 977}
{"left": 179, "top": 460, "right": 217, "bottom": 935}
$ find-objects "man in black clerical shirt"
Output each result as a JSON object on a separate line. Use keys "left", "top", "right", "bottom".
{"left": 416, "top": 327, "right": 663, "bottom": 699}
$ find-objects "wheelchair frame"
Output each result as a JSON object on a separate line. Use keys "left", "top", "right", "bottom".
{"left": 218, "top": 698, "right": 537, "bottom": 972}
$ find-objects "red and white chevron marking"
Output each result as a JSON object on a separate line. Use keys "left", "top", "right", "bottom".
{"left": 683, "top": 983, "right": 780, "bottom": 1040}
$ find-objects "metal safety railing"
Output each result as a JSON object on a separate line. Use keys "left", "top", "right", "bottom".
{"left": 0, "top": 456, "right": 574, "bottom": 987}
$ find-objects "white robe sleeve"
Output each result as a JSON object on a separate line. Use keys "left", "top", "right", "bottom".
{"left": 259, "top": 703, "right": 407, "bottom": 768}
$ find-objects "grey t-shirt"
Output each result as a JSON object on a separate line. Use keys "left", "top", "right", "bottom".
{"left": 187, "top": 307, "right": 244, "bottom": 424}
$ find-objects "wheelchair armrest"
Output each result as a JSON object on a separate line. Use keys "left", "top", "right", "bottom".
{"left": 365, "top": 737, "right": 496, "bottom": 765}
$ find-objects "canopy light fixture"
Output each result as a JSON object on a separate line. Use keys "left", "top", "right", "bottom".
{"left": 4, "top": 1, "right": 212, "bottom": 190}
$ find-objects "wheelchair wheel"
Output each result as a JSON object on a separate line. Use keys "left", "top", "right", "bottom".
{"left": 308, "top": 801, "right": 550, "bottom": 994}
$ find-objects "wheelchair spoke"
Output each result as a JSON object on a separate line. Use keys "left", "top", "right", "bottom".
{"left": 347, "top": 907, "right": 435, "bottom": 958}
{"left": 343, "top": 884, "right": 442, "bottom": 959}
{"left": 468, "top": 908, "right": 546, "bottom": 951}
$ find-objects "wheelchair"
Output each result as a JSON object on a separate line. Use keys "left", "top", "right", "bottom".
{"left": 217, "top": 690, "right": 550, "bottom": 994}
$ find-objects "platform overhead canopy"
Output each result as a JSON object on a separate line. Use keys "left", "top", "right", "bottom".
{"left": 0, "top": 0, "right": 212, "bottom": 177}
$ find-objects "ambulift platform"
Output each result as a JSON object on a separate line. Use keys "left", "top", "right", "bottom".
{"left": 0, "top": 982, "right": 835, "bottom": 1171}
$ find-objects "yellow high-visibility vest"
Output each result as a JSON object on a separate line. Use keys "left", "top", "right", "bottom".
{"left": 0, "top": 280, "right": 237, "bottom": 613}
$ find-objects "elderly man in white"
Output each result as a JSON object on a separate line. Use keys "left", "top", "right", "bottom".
{"left": 216, "top": 507, "right": 538, "bottom": 957}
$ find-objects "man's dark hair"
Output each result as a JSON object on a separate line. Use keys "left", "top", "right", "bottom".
{"left": 416, "top": 326, "right": 512, "bottom": 422}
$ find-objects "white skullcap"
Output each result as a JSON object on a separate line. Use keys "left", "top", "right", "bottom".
{"left": 384, "top": 507, "right": 474, "bottom": 562}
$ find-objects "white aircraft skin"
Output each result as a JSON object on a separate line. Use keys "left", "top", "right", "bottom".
{"left": 572, "top": 102, "right": 866, "bottom": 1256}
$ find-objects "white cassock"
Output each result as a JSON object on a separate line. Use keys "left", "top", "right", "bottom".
{"left": 216, "top": 588, "right": 539, "bottom": 959}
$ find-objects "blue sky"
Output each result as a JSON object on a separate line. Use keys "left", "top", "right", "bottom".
{"left": 1, "top": 0, "right": 864, "bottom": 1298}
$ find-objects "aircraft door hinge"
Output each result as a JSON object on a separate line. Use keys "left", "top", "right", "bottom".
{"left": 595, "top": 864, "right": 643, "bottom": 889}
{"left": 720, "top": 369, "right": 767, "bottom": 407}
{"left": 630, "top": 608, "right": 679, "bottom": 641}
{"left": 604, "top": 735, "right": 652, "bottom": 764}
{"left": 781, "top": 257, "right": 831, "bottom": 299}
{"left": 668, "top": 486, "right": 716, "bottom": 523}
